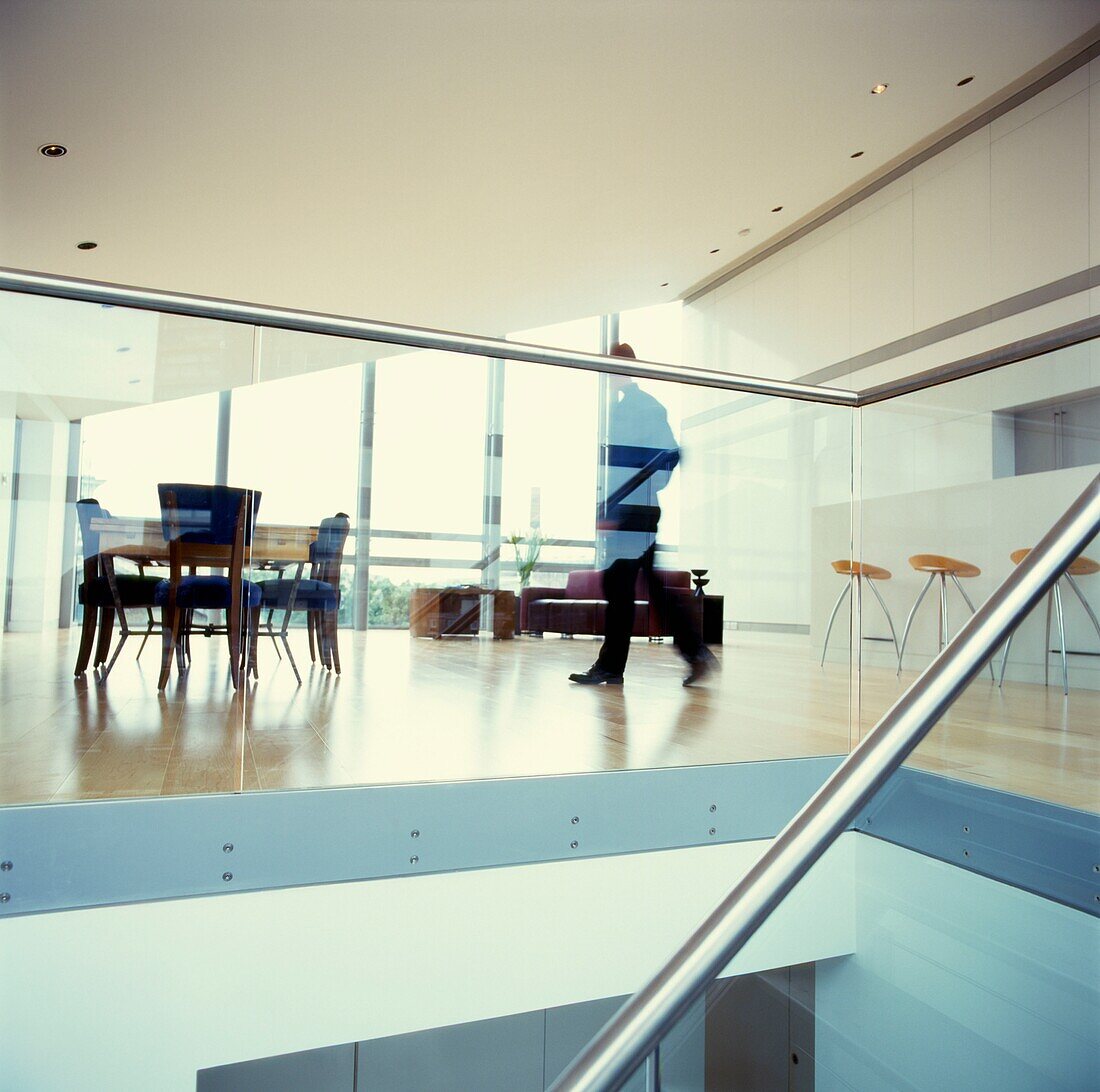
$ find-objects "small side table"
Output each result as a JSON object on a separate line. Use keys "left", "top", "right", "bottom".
{"left": 701, "top": 595, "right": 724, "bottom": 645}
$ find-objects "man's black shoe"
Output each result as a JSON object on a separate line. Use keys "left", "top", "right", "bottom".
{"left": 683, "top": 647, "right": 719, "bottom": 687}
{"left": 569, "top": 664, "right": 624, "bottom": 685}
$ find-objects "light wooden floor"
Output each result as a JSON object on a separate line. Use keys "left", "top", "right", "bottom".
{"left": 0, "top": 628, "right": 1096, "bottom": 812}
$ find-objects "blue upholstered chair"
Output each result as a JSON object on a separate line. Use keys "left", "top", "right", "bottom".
{"left": 259, "top": 512, "right": 350, "bottom": 684}
{"left": 154, "top": 484, "right": 262, "bottom": 690}
{"left": 74, "top": 499, "right": 162, "bottom": 678}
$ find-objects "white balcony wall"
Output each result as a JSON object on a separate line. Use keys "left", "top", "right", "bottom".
{"left": 680, "top": 62, "right": 1100, "bottom": 641}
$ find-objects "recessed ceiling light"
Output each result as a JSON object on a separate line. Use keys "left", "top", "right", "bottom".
{"left": 871, "top": 83, "right": 888, "bottom": 95}
{"left": 850, "top": 151, "right": 864, "bottom": 159}
{"left": 771, "top": 206, "right": 783, "bottom": 213}
{"left": 660, "top": 282, "right": 669, "bottom": 287}
{"left": 76, "top": 240, "right": 97, "bottom": 250}
{"left": 957, "top": 76, "right": 974, "bottom": 87}
{"left": 38, "top": 143, "right": 67, "bottom": 157}
{"left": 737, "top": 228, "right": 751, "bottom": 237}
{"left": 116, "top": 346, "right": 131, "bottom": 353}
{"left": 709, "top": 247, "right": 720, "bottom": 254}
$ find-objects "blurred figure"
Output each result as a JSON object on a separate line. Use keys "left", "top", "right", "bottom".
{"left": 570, "top": 343, "right": 715, "bottom": 686}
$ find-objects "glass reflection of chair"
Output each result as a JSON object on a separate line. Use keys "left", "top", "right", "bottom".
{"left": 998, "top": 548, "right": 1100, "bottom": 696}
{"left": 154, "top": 484, "right": 262, "bottom": 690}
{"left": 820, "top": 560, "right": 899, "bottom": 666}
{"left": 897, "top": 554, "right": 994, "bottom": 679}
{"left": 74, "top": 498, "right": 163, "bottom": 678}
{"left": 258, "top": 512, "right": 350, "bottom": 684}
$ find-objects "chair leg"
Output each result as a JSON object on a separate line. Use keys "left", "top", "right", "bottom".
{"left": 1053, "top": 581, "right": 1069, "bottom": 696}
{"left": 158, "top": 605, "right": 181, "bottom": 690}
{"left": 865, "top": 577, "right": 900, "bottom": 662}
{"left": 949, "top": 574, "right": 995, "bottom": 682}
{"left": 897, "top": 572, "right": 935, "bottom": 675}
{"left": 820, "top": 580, "right": 851, "bottom": 666}
{"left": 307, "top": 612, "right": 318, "bottom": 663}
{"left": 227, "top": 599, "right": 243, "bottom": 690}
{"left": 94, "top": 607, "right": 115, "bottom": 667}
{"left": 1065, "top": 573, "right": 1100, "bottom": 643}
{"left": 998, "top": 627, "right": 1016, "bottom": 688}
{"left": 74, "top": 606, "right": 98, "bottom": 675}
{"left": 329, "top": 610, "right": 341, "bottom": 674}
{"left": 281, "top": 634, "right": 302, "bottom": 686}
{"left": 247, "top": 606, "right": 260, "bottom": 680}
{"left": 101, "top": 633, "right": 128, "bottom": 681}
{"left": 1044, "top": 591, "right": 1053, "bottom": 689}
{"left": 938, "top": 575, "right": 948, "bottom": 652}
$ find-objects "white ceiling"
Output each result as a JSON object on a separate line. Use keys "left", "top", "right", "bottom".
{"left": 1, "top": 0, "right": 1098, "bottom": 340}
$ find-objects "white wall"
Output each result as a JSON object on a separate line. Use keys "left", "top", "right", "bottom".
{"left": 681, "top": 59, "right": 1100, "bottom": 636}
{"left": 816, "top": 837, "right": 1100, "bottom": 1091}
{"left": 0, "top": 836, "right": 855, "bottom": 1092}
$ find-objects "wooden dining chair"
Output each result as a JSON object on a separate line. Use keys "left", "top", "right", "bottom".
{"left": 258, "top": 512, "right": 350, "bottom": 683}
{"left": 153, "top": 484, "right": 262, "bottom": 690}
{"left": 74, "top": 499, "right": 162, "bottom": 678}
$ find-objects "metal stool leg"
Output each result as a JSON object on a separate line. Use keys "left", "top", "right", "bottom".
{"left": 1044, "top": 591, "right": 1053, "bottom": 688}
{"left": 1053, "top": 581, "right": 1069, "bottom": 696}
{"left": 1064, "top": 573, "right": 1100, "bottom": 642}
{"left": 897, "top": 572, "right": 936, "bottom": 675}
{"left": 865, "top": 576, "right": 899, "bottom": 662}
{"left": 938, "top": 574, "right": 948, "bottom": 651}
{"left": 949, "top": 573, "right": 996, "bottom": 681}
{"left": 997, "top": 626, "right": 1016, "bottom": 688}
{"left": 820, "top": 579, "right": 852, "bottom": 666}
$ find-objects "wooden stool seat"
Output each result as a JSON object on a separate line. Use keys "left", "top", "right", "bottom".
{"left": 830, "top": 560, "right": 891, "bottom": 580}
{"left": 1009, "top": 548, "right": 1099, "bottom": 577}
{"left": 909, "top": 554, "right": 981, "bottom": 579}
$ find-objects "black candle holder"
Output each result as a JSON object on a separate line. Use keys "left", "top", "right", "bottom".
{"left": 691, "top": 569, "right": 709, "bottom": 597}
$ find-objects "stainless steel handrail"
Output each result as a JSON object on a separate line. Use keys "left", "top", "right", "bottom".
{"left": 0, "top": 267, "right": 857, "bottom": 406}
{"left": 856, "top": 315, "right": 1100, "bottom": 406}
{"left": 549, "top": 473, "right": 1100, "bottom": 1092}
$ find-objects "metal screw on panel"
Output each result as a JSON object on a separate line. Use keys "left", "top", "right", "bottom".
{"left": 222, "top": 843, "right": 234, "bottom": 853}
{"left": 222, "top": 871, "right": 233, "bottom": 882}
{"left": 709, "top": 828, "right": 717, "bottom": 836}
{"left": 410, "top": 856, "right": 419, "bottom": 865}
{"left": 0, "top": 893, "right": 9, "bottom": 903}
{"left": 570, "top": 841, "right": 579, "bottom": 850}
{"left": 963, "top": 851, "right": 969, "bottom": 858}
{"left": 962, "top": 826, "right": 969, "bottom": 834}
{"left": 1093, "top": 864, "right": 1098, "bottom": 873}
{"left": 709, "top": 804, "right": 717, "bottom": 813}
{"left": 410, "top": 830, "right": 420, "bottom": 838}
{"left": 571, "top": 816, "right": 580, "bottom": 825}
{"left": 0, "top": 860, "right": 11, "bottom": 871}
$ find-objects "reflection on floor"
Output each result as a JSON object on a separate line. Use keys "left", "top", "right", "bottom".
{"left": 0, "top": 629, "right": 1095, "bottom": 812}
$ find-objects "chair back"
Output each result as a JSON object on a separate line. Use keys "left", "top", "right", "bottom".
{"left": 311, "top": 512, "right": 350, "bottom": 585}
{"left": 75, "top": 498, "right": 109, "bottom": 564}
{"left": 157, "top": 484, "right": 261, "bottom": 545}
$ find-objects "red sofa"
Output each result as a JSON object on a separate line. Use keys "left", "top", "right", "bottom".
{"left": 520, "top": 569, "right": 699, "bottom": 638}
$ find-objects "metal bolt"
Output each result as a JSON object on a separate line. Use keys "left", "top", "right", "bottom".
{"left": 0, "top": 893, "right": 9, "bottom": 904}
{"left": 409, "top": 855, "right": 419, "bottom": 865}
{"left": 709, "top": 804, "right": 717, "bottom": 813}
{"left": 709, "top": 827, "right": 716, "bottom": 836}
{"left": 570, "top": 840, "right": 579, "bottom": 850}
{"left": 1093, "top": 864, "right": 1098, "bottom": 873}
{"left": 963, "top": 851, "right": 969, "bottom": 858}
{"left": 571, "top": 816, "right": 580, "bottom": 825}
{"left": 411, "top": 830, "right": 420, "bottom": 838}
{"left": 962, "top": 826, "right": 969, "bottom": 834}
{"left": 222, "top": 843, "right": 234, "bottom": 853}
{"left": 222, "top": 871, "right": 233, "bottom": 882}
{"left": 0, "top": 861, "right": 11, "bottom": 872}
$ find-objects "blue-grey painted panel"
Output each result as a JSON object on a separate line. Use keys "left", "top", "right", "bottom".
{"left": 857, "top": 768, "right": 1100, "bottom": 916}
{"left": 358, "top": 1010, "right": 544, "bottom": 1092}
{"left": 0, "top": 756, "right": 842, "bottom": 917}
{"left": 196, "top": 1043, "right": 354, "bottom": 1092}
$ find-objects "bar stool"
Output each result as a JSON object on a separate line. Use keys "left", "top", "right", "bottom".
{"left": 897, "top": 554, "right": 994, "bottom": 679}
{"left": 998, "top": 549, "right": 1100, "bottom": 695}
{"left": 821, "top": 561, "right": 899, "bottom": 665}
